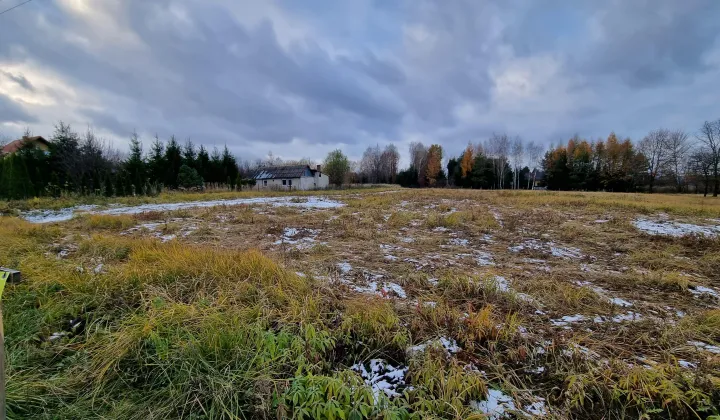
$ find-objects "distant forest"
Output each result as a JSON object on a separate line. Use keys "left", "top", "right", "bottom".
{"left": 1, "top": 118, "right": 719, "bottom": 200}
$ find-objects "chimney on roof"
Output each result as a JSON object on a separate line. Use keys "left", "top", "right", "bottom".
{"left": 316, "top": 164, "right": 321, "bottom": 173}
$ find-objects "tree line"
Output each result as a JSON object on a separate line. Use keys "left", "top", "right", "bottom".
{"left": 0, "top": 123, "right": 243, "bottom": 199}
{"left": 543, "top": 119, "right": 720, "bottom": 196}
{"left": 394, "top": 118, "right": 720, "bottom": 197}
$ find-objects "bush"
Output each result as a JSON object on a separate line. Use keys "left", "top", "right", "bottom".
{"left": 176, "top": 164, "right": 203, "bottom": 189}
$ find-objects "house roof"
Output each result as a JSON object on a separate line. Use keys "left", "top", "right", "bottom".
{"left": 252, "top": 165, "right": 312, "bottom": 180}
{"left": 1, "top": 136, "right": 49, "bottom": 154}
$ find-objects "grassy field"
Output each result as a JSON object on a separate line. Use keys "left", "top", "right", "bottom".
{"left": 1, "top": 188, "right": 719, "bottom": 419}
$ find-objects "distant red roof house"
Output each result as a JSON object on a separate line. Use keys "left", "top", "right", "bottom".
{"left": 1, "top": 136, "right": 50, "bottom": 154}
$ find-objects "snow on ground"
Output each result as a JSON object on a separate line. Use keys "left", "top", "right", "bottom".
{"left": 551, "top": 314, "right": 587, "bottom": 327}
{"left": 351, "top": 280, "right": 407, "bottom": 299}
{"left": 337, "top": 262, "right": 353, "bottom": 274}
{"left": 575, "top": 280, "right": 634, "bottom": 307}
{"left": 448, "top": 238, "right": 469, "bottom": 246}
{"left": 593, "top": 312, "right": 643, "bottom": 323}
{"left": 472, "top": 389, "right": 548, "bottom": 419}
{"left": 689, "top": 285, "right": 720, "bottom": 299}
{"left": 609, "top": 297, "right": 633, "bottom": 307}
{"left": 122, "top": 220, "right": 198, "bottom": 242}
{"left": 509, "top": 239, "right": 582, "bottom": 259}
{"left": 475, "top": 251, "right": 495, "bottom": 266}
{"left": 350, "top": 359, "right": 408, "bottom": 399}
{"left": 552, "top": 311, "right": 644, "bottom": 328}
{"left": 471, "top": 389, "right": 515, "bottom": 419}
{"left": 407, "top": 337, "right": 461, "bottom": 357}
{"left": 688, "top": 340, "right": 720, "bottom": 354}
{"left": 274, "top": 227, "right": 323, "bottom": 250}
{"left": 22, "top": 196, "right": 345, "bottom": 223}
{"left": 678, "top": 360, "right": 697, "bottom": 369}
{"left": 633, "top": 218, "right": 720, "bottom": 237}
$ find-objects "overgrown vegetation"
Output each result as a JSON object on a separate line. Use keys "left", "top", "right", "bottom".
{"left": 1, "top": 189, "right": 719, "bottom": 418}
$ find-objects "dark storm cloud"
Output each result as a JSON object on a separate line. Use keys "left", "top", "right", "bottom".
{"left": 0, "top": 0, "right": 718, "bottom": 161}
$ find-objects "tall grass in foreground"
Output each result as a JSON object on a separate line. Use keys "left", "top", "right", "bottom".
{"left": 1, "top": 215, "right": 718, "bottom": 419}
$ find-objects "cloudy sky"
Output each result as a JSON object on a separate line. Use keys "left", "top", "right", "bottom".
{"left": 1, "top": 0, "right": 719, "bottom": 165}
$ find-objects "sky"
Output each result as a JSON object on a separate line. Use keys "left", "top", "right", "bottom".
{"left": 1, "top": 0, "right": 719, "bottom": 166}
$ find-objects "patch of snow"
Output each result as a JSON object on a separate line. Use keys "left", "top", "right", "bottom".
{"left": 550, "top": 245, "right": 583, "bottom": 259}
{"left": 474, "top": 251, "right": 495, "bottom": 266}
{"left": 490, "top": 211, "right": 504, "bottom": 227}
{"left": 576, "top": 280, "right": 634, "bottom": 307}
{"left": 678, "top": 360, "right": 696, "bottom": 369}
{"left": 448, "top": 238, "right": 469, "bottom": 246}
{"left": 593, "top": 312, "right": 643, "bottom": 323}
{"left": 551, "top": 314, "right": 587, "bottom": 327}
{"left": 609, "top": 297, "right": 633, "bottom": 307}
{"left": 49, "top": 331, "right": 69, "bottom": 341}
{"left": 384, "top": 255, "right": 399, "bottom": 261}
{"left": 427, "top": 278, "right": 439, "bottom": 287}
{"left": 432, "top": 226, "right": 449, "bottom": 232}
{"left": 159, "top": 234, "right": 176, "bottom": 243}
{"left": 274, "top": 227, "right": 322, "bottom": 250}
{"left": 351, "top": 359, "right": 408, "bottom": 399}
{"left": 689, "top": 285, "right": 719, "bottom": 299}
{"left": 688, "top": 340, "right": 720, "bottom": 354}
{"left": 93, "top": 263, "right": 104, "bottom": 274}
{"left": 633, "top": 218, "right": 720, "bottom": 237}
{"left": 407, "top": 336, "right": 461, "bottom": 357}
{"left": 295, "top": 272, "right": 306, "bottom": 277}
{"left": 524, "top": 399, "right": 548, "bottom": 416}
{"left": 352, "top": 281, "right": 407, "bottom": 299}
{"left": 22, "top": 196, "right": 345, "bottom": 224}
{"left": 490, "top": 275, "right": 511, "bottom": 293}
{"left": 528, "top": 366, "right": 545, "bottom": 374}
{"left": 594, "top": 219, "right": 610, "bottom": 223}
{"left": 399, "top": 236, "right": 415, "bottom": 243}
{"left": 510, "top": 239, "right": 582, "bottom": 260}
{"left": 337, "top": 262, "right": 353, "bottom": 274}
{"left": 471, "top": 389, "right": 515, "bottom": 419}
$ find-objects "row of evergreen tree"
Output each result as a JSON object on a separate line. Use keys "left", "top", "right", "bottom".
{"left": 0, "top": 123, "right": 243, "bottom": 200}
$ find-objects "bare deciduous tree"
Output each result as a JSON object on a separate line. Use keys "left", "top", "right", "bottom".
{"left": 638, "top": 129, "right": 669, "bottom": 193}
{"left": 380, "top": 144, "right": 400, "bottom": 183}
{"left": 360, "top": 144, "right": 383, "bottom": 183}
{"left": 664, "top": 130, "right": 692, "bottom": 192}
{"left": 696, "top": 119, "right": 720, "bottom": 197}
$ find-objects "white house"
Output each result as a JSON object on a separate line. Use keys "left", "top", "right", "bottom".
{"left": 252, "top": 165, "right": 329, "bottom": 190}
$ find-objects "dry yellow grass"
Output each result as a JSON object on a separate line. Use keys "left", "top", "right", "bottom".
{"left": 2, "top": 189, "right": 719, "bottom": 418}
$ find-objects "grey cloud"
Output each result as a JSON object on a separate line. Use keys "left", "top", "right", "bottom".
{"left": 0, "top": 70, "right": 35, "bottom": 91}
{"left": 0, "top": 0, "right": 719, "bottom": 162}
{"left": 587, "top": 0, "right": 720, "bottom": 87}
{"left": 0, "top": 93, "right": 37, "bottom": 124}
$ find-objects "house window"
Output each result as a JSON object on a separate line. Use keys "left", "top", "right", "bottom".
{"left": 282, "top": 180, "right": 287, "bottom": 185}
{"left": 263, "top": 180, "right": 267, "bottom": 186}
{"left": 288, "top": 179, "right": 292, "bottom": 186}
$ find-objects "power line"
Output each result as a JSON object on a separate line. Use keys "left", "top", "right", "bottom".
{"left": 0, "top": 0, "right": 34, "bottom": 16}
